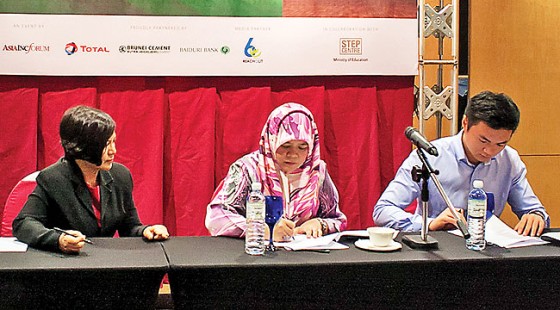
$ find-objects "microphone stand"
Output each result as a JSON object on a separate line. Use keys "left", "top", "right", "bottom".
{"left": 402, "top": 148, "right": 470, "bottom": 249}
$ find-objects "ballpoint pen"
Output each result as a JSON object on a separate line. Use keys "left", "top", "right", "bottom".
{"left": 303, "top": 249, "right": 330, "bottom": 253}
{"left": 53, "top": 227, "right": 94, "bottom": 244}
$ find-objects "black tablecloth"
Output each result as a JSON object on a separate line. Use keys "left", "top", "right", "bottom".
{"left": 164, "top": 232, "right": 560, "bottom": 309}
{"left": 0, "top": 237, "right": 167, "bottom": 309}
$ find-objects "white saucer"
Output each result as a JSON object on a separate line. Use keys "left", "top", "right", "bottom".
{"left": 354, "top": 239, "right": 402, "bottom": 252}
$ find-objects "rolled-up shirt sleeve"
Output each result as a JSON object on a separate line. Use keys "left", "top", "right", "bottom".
{"left": 373, "top": 153, "right": 426, "bottom": 232}
{"left": 507, "top": 159, "right": 550, "bottom": 227}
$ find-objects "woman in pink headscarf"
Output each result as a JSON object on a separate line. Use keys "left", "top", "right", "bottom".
{"left": 205, "top": 103, "right": 347, "bottom": 241}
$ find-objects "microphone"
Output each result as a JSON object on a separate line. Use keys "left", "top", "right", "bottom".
{"left": 405, "top": 126, "right": 438, "bottom": 156}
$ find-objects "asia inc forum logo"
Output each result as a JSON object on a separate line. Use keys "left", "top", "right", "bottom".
{"left": 2, "top": 43, "right": 50, "bottom": 53}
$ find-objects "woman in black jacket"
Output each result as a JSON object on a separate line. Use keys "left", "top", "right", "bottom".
{"left": 13, "top": 105, "right": 169, "bottom": 253}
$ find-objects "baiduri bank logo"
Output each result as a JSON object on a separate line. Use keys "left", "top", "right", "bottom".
{"left": 179, "top": 46, "right": 230, "bottom": 54}
{"left": 65, "top": 42, "right": 110, "bottom": 55}
{"left": 243, "top": 38, "right": 263, "bottom": 63}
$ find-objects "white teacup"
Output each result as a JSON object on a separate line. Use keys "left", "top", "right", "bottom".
{"left": 367, "top": 227, "right": 397, "bottom": 247}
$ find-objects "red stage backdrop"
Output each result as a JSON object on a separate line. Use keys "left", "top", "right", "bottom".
{"left": 0, "top": 76, "right": 413, "bottom": 236}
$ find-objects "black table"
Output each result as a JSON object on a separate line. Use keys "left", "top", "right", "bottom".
{"left": 0, "top": 238, "right": 167, "bottom": 309}
{"left": 164, "top": 233, "right": 560, "bottom": 309}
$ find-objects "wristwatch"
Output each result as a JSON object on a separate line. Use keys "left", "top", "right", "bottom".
{"left": 318, "top": 218, "right": 328, "bottom": 235}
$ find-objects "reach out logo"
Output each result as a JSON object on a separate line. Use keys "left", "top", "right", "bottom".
{"left": 65, "top": 42, "right": 78, "bottom": 55}
{"left": 243, "top": 38, "right": 263, "bottom": 63}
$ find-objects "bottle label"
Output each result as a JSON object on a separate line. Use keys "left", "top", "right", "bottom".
{"left": 468, "top": 199, "right": 486, "bottom": 218}
{"left": 246, "top": 202, "right": 264, "bottom": 219}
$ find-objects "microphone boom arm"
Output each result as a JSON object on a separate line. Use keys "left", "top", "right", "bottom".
{"left": 416, "top": 149, "right": 470, "bottom": 239}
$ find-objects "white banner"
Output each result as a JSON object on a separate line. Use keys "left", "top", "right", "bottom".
{"left": 0, "top": 14, "right": 418, "bottom": 76}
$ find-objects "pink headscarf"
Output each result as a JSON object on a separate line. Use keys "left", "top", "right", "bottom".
{"left": 257, "top": 103, "right": 325, "bottom": 223}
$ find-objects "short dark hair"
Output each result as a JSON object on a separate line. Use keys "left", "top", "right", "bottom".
{"left": 60, "top": 105, "right": 115, "bottom": 166}
{"left": 464, "top": 91, "right": 520, "bottom": 132}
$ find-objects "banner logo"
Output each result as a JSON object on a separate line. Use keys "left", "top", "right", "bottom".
{"left": 243, "top": 38, "right": 263, "bottom": 63}
{"left": 2, "top": 43, "right": 50, "bottom": 53}
{"left": 65, "top": 42, "right": 78, "bottom": 55}
{"left": 119, "top": 45, "right": 171, "bottom": 54}
{"left": 339, "top": 38, "right": 362, "bottom": 55}
{"left": 178, "top": 46, "right": 229, "bottom": 54}
{"left": 244, "top": 38, "right": 261, "bottom": 58}
{"left": 65, "top": 42, "right": 110, "bottom": 55}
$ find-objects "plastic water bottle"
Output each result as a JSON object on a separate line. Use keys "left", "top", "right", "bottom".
{"left": 466, "top": 180, "right": 487, "bottom": 251}
{"left": 245, "top": 182, "right": 266, "bottom": 255}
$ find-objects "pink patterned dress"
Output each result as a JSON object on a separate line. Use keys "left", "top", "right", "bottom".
{"left": 205, "top": 103, "right": 347, "bottom": 237}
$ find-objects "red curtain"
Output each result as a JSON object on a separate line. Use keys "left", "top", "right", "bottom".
{"left": 0, "top": 88, "right": 38, "bottom": 217}
{"left": 0, "top": 76, "right": 413, "bottom": 236}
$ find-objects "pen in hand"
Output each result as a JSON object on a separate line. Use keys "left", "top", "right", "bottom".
{"left": 54, "top": 227, "right": 94, "bottom": 244}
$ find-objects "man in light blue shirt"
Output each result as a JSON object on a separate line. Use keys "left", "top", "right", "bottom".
{"left": 374, "top": 91, "right": 549, "bottom": 236}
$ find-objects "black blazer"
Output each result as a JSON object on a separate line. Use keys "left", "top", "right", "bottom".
{"left": 13, "top": 158, "right": 148, "bottom": 251}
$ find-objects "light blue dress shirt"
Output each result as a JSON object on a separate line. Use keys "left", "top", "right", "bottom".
{"left": 373, "top": 131, "right": 549, "bottom": 231}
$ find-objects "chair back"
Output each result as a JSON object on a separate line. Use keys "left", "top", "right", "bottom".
{"left": 1, "top": 171, "right": 39, "bottom": 237}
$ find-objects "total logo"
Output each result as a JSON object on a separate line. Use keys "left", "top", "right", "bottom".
{"left": 65, "top": 42, "right": 110, "bottom": 55}
{"left": 65, "top": 42, "right": 77, "bottom": 55}
{"left": 242, "top": 38, "right": 263, "bottom": 64}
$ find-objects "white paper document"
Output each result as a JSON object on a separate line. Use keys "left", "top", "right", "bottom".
{"left": 541, "top": 231, "right": 560, "bottom": 242}
{"left": 277, "top": 230, "right": 369, "bottom": 251}
{"left": 0, "top": 237, "right": 28, "bottom": 252}
{"left": 449, "top": 216, "right": 549, "bottom": 248}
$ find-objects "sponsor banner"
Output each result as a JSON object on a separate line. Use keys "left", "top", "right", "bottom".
{"left": 0, "top": 14, "right": 418, "bottom": 76}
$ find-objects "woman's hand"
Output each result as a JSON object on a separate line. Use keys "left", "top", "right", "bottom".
{"left": 143, "top": 225, "right": 170, "bottom": 240}
{"left": 57, "top": 230, "right": 86, "bottom": 254}
{"left": 272, "top": 218, "right": 295, "bottom": 242}
{"left": 294, "top": 218, "right": 323, "bottom": 238}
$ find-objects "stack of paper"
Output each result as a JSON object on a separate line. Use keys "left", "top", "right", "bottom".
{"left": 449, "top": 216, "right": 549, "bottom": 248}
{"left": 0, "top": 237, "right": 28, "bottom": 252}
{"left": 278, "top": 230, "right": 369, "bottom": 251}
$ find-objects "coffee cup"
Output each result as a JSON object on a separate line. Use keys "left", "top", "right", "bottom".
{"left": 367, "top": 227, "right": 397, "bottom": 247}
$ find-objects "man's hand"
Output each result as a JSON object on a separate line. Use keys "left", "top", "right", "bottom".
{"left": 429, "top": 208, "right": 466, "bottom": 231}
{"left": 514, "top": 213, "right": 545, "bottom": 237}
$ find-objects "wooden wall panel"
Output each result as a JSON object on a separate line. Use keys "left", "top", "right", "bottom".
{"left": 470, "top": 0, "right": 560, "bottom": 227}
{"left": 500, "top": 156, "right": 560, "bottom": 227}
{"left": 470, "top": 0, "right": 560, "bottom": 155}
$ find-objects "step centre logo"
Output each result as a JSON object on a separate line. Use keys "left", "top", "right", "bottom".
{"left": 340, "top": 38, "right": 362, "bottom": 55}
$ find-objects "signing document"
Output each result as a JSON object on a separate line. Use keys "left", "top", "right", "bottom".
{"left": 449, "top": 216, "right": 548, "bottom": 248}
{"left": 278, "top": 230, "right": 369, "bottom": 251}
{"left": 0, "top": 237, "right": 28, "bottom": 252}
